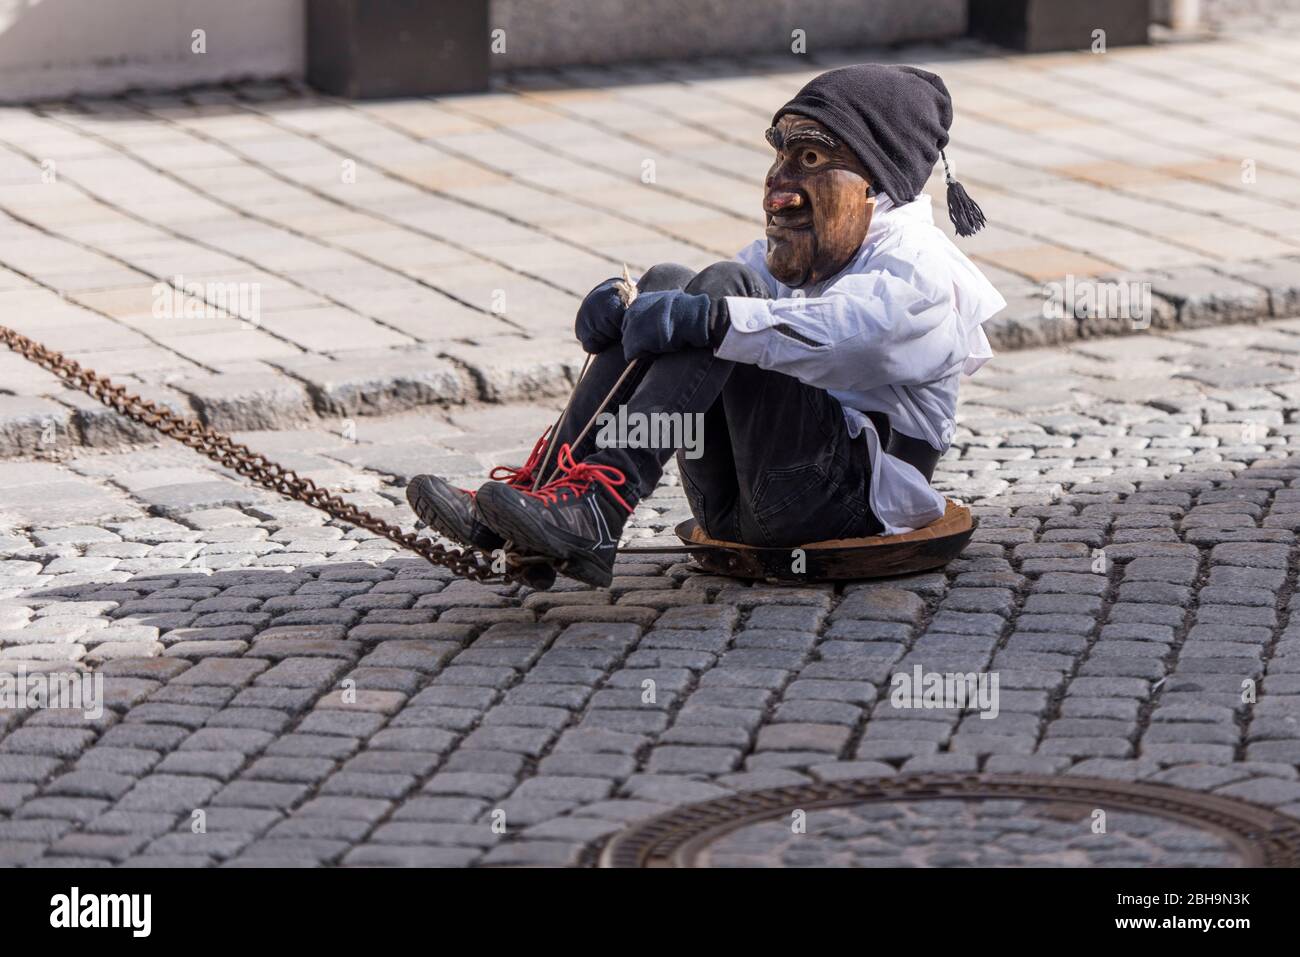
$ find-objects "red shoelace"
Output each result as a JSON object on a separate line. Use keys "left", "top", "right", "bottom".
{"left": 488, "top": 429, "right": 551, "bottom": 489}
{"left": 519, "top": 442, "right": 632, "bottom": 513}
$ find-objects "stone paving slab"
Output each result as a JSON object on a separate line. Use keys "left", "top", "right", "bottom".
{"left": 1, "top": 317, "right": 1300, "bottom": 865}
{"left": 4, "top": 31, "right": 1300, "bottom": 446}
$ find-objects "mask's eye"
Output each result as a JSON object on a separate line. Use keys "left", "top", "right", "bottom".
{"left": 799, "top": 148, "right": 828, "bottom": 170}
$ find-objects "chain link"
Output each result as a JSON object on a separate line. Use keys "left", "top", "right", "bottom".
{"left": 1, "top": 325, "right": 517, "bottom": 584}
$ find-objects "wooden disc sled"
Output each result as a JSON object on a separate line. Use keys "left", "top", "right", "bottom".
{"left": 671, "top": 499, "right": 974, "bottom": 582}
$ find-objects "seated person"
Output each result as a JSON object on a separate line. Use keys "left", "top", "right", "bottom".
{"left": 408, "top": 64, "right": 1005, "bottom": 587}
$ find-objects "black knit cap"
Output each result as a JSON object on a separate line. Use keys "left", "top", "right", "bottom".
{"left": 773, "top": 64, "right": 986, "bottom": 236}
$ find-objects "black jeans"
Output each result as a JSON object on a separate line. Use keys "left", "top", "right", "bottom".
{"left": 553, "top": 261, "right": 883, "bottom": 547}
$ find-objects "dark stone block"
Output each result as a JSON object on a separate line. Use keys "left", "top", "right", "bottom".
{"left": 968, "top": 0, "right": 1148, "bottom": 52}
{"left": 307, "top": 0, "right": 490, "bottom": 98}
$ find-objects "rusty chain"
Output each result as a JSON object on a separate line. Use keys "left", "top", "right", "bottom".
{"left": 0, "top": 324, "right": 516, "bottom": 584}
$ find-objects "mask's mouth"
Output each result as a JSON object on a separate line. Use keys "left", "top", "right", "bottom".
{"left": 759, "top": 209, "right": 811, "bottom": 230}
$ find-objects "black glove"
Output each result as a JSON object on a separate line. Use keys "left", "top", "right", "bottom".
{"left": 621, "top": 290, "right": 731, "bottom": 361}
{"left": 574, "top": 277, "right": 629, "bottom": 354}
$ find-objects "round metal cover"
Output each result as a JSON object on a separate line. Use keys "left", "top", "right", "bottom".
{"left": 599, "top": 774, "right": 1300, "bottom": 868}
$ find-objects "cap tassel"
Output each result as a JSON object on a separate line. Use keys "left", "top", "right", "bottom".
{"left": 941, "top": 150, "right": 986, "bottom": 238}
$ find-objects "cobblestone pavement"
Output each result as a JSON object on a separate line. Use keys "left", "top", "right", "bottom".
{"left": 4, "top": 318, "right": 1300, "bottom": 866}
{"left": 4, "top": 30, "right": 1300, "bottom": 449}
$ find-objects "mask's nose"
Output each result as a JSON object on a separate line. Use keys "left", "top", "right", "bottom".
{"left": 764, "top": 190, "right": 804, "bottom": 214}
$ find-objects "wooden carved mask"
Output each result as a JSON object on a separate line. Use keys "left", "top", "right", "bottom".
{"left": 763, "top": 114, "right": 875, "bottom": 288}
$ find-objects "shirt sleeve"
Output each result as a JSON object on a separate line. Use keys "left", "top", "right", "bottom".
{"left": 716, "top": 249, "right": 966, "bottom": 392}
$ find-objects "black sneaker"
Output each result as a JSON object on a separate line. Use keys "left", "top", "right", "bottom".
{"left": 474, "top": 443, "right": 633, "bottom": 588}
{"left": 406, "top": 475, "right": 503, "bottom": 550}
{"left": 406, "top": 431, "right": 552, "bottom": 550}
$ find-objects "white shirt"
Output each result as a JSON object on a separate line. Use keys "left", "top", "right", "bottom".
{"left": 718, "top": 195, "right": 1006, "bottom": 534}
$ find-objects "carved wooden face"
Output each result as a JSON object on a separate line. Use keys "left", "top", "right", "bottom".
{"left": 763, "top": 115, "right": 875, "bottom": 288}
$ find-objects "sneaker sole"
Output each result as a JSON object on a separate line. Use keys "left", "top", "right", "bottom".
{"left": 475, "top": 484, "right": 614, "bottom": 588}
{"left": 406, "top": 476, "right": 497, "bottom": 550}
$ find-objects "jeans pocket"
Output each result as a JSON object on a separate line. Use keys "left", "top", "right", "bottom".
{"left": 751, "top": 463, "right": 838, "bottom": 544}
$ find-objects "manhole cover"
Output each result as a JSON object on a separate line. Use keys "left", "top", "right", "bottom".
{"left": 599, "top": 774, "right": 1300, "bottom": 868}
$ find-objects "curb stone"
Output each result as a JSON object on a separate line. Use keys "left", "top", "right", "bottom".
{"left": 272, "top": 352, "right": 469, "bottom": 417}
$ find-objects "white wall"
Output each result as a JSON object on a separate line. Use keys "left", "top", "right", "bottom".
{"left": 0, "top": 0, "right": 304, "bottom": 102}
{"left": 0, "top": 0, "right": 972, "bottom": 102}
